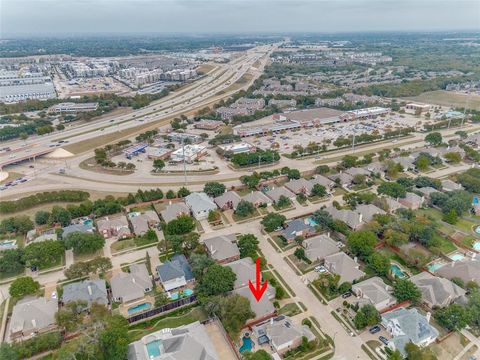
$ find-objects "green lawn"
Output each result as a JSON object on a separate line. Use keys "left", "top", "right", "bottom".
{"left": 278, "top": 302, "right": 302, "bottom": 317}
{"left": 232, "top": 209, "right": 260, "bottom": 222}
{"left": 262, "top": 271, "right": 290, "bottom": 299}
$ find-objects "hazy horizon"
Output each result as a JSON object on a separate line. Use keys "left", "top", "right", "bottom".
{"left": 1, "top": 0, "right": 479, "bottom": 37}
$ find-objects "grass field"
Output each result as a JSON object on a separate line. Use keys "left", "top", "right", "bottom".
{"left": 404, "top": 90, "right": 480, "bottom": 110}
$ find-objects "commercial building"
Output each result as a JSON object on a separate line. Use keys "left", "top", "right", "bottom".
{"left": 124, "top": 143, "right": 148, "bottom": 159}
{"left": 49, "top": 102, "right": 99, "bottom": 113}
{"left": 0, "top": 82, "right": 56, "bottom": 103}
{"left": 405, "top": 103, "right": 431, "bottom": 114}
{"left": 217, "top": 142, "right": 256, "bottom": 155}
{"left": 340, "top": 107, "right": 390, "bottom": 121}
{"left": 167, "top": 132, "right": 202, "bottom": 144}
{"left": 194, "top": 119, "right": 224, "bottom": 130}
{"left": 170, "top": 144, "right": 207, "bottom": 163}
{"left": 233, "top": 117, "right": 301, "bottom": 137}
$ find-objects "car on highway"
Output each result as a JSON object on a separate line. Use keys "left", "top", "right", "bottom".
{"left": 369, "top": 326, "right": 381, "bottom": 334}
{"left": 379, "top": 336, "right": 389, "bottom": 345}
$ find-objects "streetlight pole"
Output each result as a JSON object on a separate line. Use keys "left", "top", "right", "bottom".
{"left": 182, "top": 137, "right": 187, "bottom": 186}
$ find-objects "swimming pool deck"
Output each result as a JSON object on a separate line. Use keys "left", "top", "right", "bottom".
{"left": 120, "top": 295, "right": 155, "bottom": 318}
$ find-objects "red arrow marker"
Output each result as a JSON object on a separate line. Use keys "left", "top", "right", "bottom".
{"left": 248, "top": 258, "right": 268, "bottom": 302}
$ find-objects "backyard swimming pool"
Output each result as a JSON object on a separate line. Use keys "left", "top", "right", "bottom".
{"left": 306, "top": 217, "right": 318, "bottom": 227}
{"left": 128, "top": 302, "right": 151, "bottom": 314}
{"left": 449, "top": 252, "right": 465, "bottom": 262}
{"left": 170, "top": 288, "right": 194, "bottom": 300}
{"left": 146, "top": 339, "right": 162, "bottom": 357}
{"left": 0, "top": 240, "right": 17, "bottom": 251}
{"left": 427, "top": 262, "right": 445, "bottom": 273}
{"left": 239, "top": 336, "right": 253, "bottom": 353}
{"left": 474, "top": 241, "right": 480, "bottom": 251}
{"left": 390, "top": 264, "right": 406, "bottom": 278}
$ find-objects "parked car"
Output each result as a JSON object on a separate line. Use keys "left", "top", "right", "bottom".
{"left": 314, "top": 265, "right": 326, "bottom": 273}
{"left": 379, "top": 336, "right": 389, "bottom": 345}
{"left": 341, "top": 291, "right": 352, "bottom": 299}
{"left": 369, "top": 326, "right": 381, "bottom": 334}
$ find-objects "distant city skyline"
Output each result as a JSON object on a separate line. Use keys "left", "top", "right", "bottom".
{"left": 1, "top": 0, "right": 479, "bottom": 37}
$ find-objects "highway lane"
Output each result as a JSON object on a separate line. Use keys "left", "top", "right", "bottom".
{"left": 0, "top": 45, "right": 274, "bottom": 167}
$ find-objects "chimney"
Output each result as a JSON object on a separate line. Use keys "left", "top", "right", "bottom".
{"left": 359, "top": 213, "right": 363, "bottom": 223}
{"left": 354, "top": 256, "right": 358, "bottom": 263}
{"left": 270, "top": 317, "right": 274, "bottom": 325}
{"left": 87, "top": 285, "right": 92, "bottom": 296}
{"left": 132, "top": 277, "right": 136, "bottom": 283}
{"left": 426, "top": 312, "right": 431, "bottom": 323}
{"left": 31, "top": 319, "right": 37, "bottom": 328}
{"left": 169, "top": 200, "right": 172, "bottom": 205}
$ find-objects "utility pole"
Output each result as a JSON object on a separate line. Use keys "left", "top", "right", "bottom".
{"left": 352, "top": 126, "right": 356, "bottom": 151}
{"left": 182, "top": 137, "right": 187, "bottom": 186}
{"left": 461, "top": 95, "right": 470, "bottom": 128}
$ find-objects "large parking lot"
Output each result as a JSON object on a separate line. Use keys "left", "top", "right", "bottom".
{"left": 251, "top": 113, "right": 426, "bottom": 154}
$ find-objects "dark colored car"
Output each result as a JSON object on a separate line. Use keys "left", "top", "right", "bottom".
{"left": 341, "top": 291, "right": 352, "bottom": 299}
{"left": 369, "top": 326, "right": 381, "bottom": 334}
{"left": 379, "top": 336, "right": 389, "bottom": 345}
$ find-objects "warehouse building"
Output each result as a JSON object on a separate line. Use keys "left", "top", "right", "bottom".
{"left": 170, "top": 144, "right": 207, "bottom": 163}
{"left": 340, "top": 107, "right": 390, "bottom": 121}
{"left": 49, "top": 102, "right": 99, "bottom": 113}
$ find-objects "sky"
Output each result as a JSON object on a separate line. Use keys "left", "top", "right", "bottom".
{"left": 1, "top": 0, "right": 479, "bottom": 36}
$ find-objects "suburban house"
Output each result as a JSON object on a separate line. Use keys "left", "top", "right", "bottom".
{"left": 204, "top": 234, "right": 240, "bottom": 264}
{"left": 324, "top": 252, "right": 365, "bottom": 283}
{"left": 302, "top": 234, "right": 339, "bottom": 262}
{"left": 185, "top": 192, "right": 217, "bottom": 220}
{"left": 384, "top": 197, "right": 406, "bottom": 213}
{"left": 330, "top": 172, "right": 354, "bottom": 188}
{"left": 111, "top": 264, "right": 153, "bottom": 303}
{"left": 365, "top": 162, "right": 386, "bottom": 176}
{"left": 441, "top": 179, "right": 463, "bottom": 192}
{"left": 392, "top": 156, "right": 415, "bottom": 171}
{"left": 160, "top": 202, "right": 190, "bottom": 223}
{"left": 325, "top": 205, "right": 363, "bottom": 230}
{"left": 157, "top": 254, "right": 194, "bottom": 291}
{"left": 310, "top": 175, "right": 335, "bottom": 190}
{"left": 436, "top": 258, "right": 480, "bottom": 286}
{"left": 226, "top": 257, "right": 276, "bottom": 323}
{"left": 214, "top": 191, "right": 241, "bottom": 210}
{"left": 265, "top": 186, "right": 296, "bottom": 204}
{"left": 279, "top": 218, "right": 317, "bottom": 243}
{"left": 9, "top": 297, "right": 58, "bottom": 341}
{"left": 345, "top": 167, "right": 370, "bottom": 177}
{"left": 128, "top": 210, "right": 160, "bottom": 236}
{"left": 242, "top": 191, "right": 271, "bottom": 207}
{"left": 398, "top": 192, "right": 424, "bottom": 210}
{"left": 62, "top": 279, "right": 108, "bottom": 310}
{"left": 97, "top": 215, "right": 132, "bottom": 239}
{"left": 416, "top": 187, "right": 439, "bottom": 199}
{"left": 61, "top": 222, "right": 95, "bottom": 239}
{"left": 253, "top": 316, "right": 315, "bottom": 355}
{"left": 351, "top": 277, "right": 396, "bottom": 311}
{"left": 381, "top": 308, "right": 439, "bottom": 357}
{"left": 284, "top": 178, "right": 314, "bottom": 195}
{"left": 127, "top": 321, "right": 219, "bottom": 360}
{"left": 356, "top": 204, "right": 386, "bottom": 223}
{"left": 410, "top": 272, "right": 466, "bottom": 308}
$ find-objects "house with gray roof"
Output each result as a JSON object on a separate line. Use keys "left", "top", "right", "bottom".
{"left": 325, "top": 205, "right": 363, "bottom": 230}
{"left": 62, "top": 279, "right": 108, "bottom": 310}
{"left": 302, "top": 234, "right": 339, "bottom": 262}
{"left": 233, "top": 285, "right": 276, "bottom": 323}
{"left": 365, "top": 162, "right": 386, "bottom": 176}
{"left": 157, "top": 254, "right": 194, "bottom": 291}
{"left": 97, "top": 214, "right": 132, "bottom": 239}
{"left": 62, "top": 223, "right": 95, "bottom": 239}
{"left": 441, "top": 179, "right": 463, "bottom": 192}
{"left": 111, "top": 264, "right": 153, "bottom": 303}
{"left": 128, "top": 211, "right": 160, "bottom": 236}
{"left": 352, "top": 277, "right": 396, "bottom": 311}
{"left": 392, "top": 156, "right": 415, "bottom": 171}
{"left": 324, "top": 252, "right": 365, "bottom": 284}
{"left": 127, "top": 321, "right": 219, "bottom": 360}
{"left": 9, "top": 296, "right": 58, "bottom": 341}
{"left": 285, "top": 178, "right": 314, "bottom": 195}
{"left": 253, "top": 316, "right": 315, "bottom": 355}
{"left": 310, "top": 174, "right": 335, "bottom": 190}
{"left": 356, "top": 204, "right": 386, "bottom": 223}
{"left": 242, "top": 191, "right": 271, "bottom": 207}
{"left": 436, "top": 258, "right": 480, "bottom": 286}
{"left": 345, "top": 167, "right": 370, "bottom": 177}
{"left": 160, "top": 202, "right": 190, "bottom": 223}
{"left": 416, "top": 187, "right": 439, "bottom": 199}
{"left": 330, "top": 172, "right": 354, "bottom": 188}
{"left": 204, "top": 234, "right": 240, "bottom": 264}
{"left": 214, "top": 191, "right": 241, "bottom": 210}
{"left": 384, "top": 197, "right": 406, "bottom": 213}
{"left": 279, "top": 218, "right": 317, "bottom": 243}
{"left": 265, "top": 186, "right": 296, "bottom": 203}
{"left": 185, "top": 192, "right": 217, "bottom": 220}
{"left": 225, "top": 257, "right": 275, "bottom": 299}
{"left": 381, "top": 307, "right": 439, "bottom": 357}
{"left": 410, "top": 272, "right": 466, "bottom": 308}
{"left": 398, "top": 192, "right": 424, "bottom": 210}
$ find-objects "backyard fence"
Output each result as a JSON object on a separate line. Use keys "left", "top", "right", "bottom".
{"left": 127, "top": 295, "right": 197, "bottom": 324}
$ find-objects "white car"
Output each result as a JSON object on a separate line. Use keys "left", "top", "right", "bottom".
{"left": 314, "top": 266, "right": 327, "bottom": 273}
{"left": 51, "top": 291, "right": 57, "bottom": 300}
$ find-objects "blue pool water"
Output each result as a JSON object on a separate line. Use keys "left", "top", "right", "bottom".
{"left": 475, "top": 226, "right": 480, "bottom": 235}
{"left": 83, "top": 219, "right": 93, "bottom": 226}
{"left": 239, "top": 337, "right": 253, "bottom": 353}
{"left": 390, "top": 264, "right": 406, "bottom": 278}
{"left": 146, "top": 340, "right": 162, "bottom": 357}
{"left": 473, "top": 196, "right": 479, "bottom": 206}
{"left": 474, "top": 241, "right": 480, "bottom": 251}
{"left": 306, "top": 217, "right": 318, "bottom": 227}
{"left": 449, "top": 253, "right": 465, "bottom": 262}
{"left": 0, "top": 240, "right": 16, "bottom": 250}
{"left": 183, "top": 288, "right": 194, "bottom": 296}
{"left": 428, "top": 262, "right": 445, "bottom": 273}
{"left": 128, "top": 302, "right": 151, "bottom": 314}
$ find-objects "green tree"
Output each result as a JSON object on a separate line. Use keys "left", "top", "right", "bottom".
{"left": 393, "top": 279, "right": 421, "bottom": 304}
{"left": 311, "top": 183, "right": 327, "bottom": 197}
{"left": 98, "top": 315, "right": 129, "bottom": 360}
{"left": 55, "top": 301, "right": 86, "bottom": 332}
{"left": 177, "top": 187, "right": 191, "bottom": 198}
{"left": 9, "top": 276, "right": 40, "bottom": 298}
{"left": 165, "top": 215, "right": 195, "bottom": 235}
{"left": 235, "top": 200, "right": 255, "bottom": 218}
{"left": 23, "top": 240, "right": 65, "bottom": 269}
{"left": 242, "top": 349, "right": 271, "bottom": 360}
{"left": 198, "top": 264, "right": 236, "bottom": 297}
{"left": 354, "top": 304, "right": 380, "bottom": 330}
{"left": 415, "top": 155, "right": 430, "bottom": 171}
{"left": 468, "top": 289, "right": 480, "bottom": 327}
{"left": 377, "top": 182, "right": 407, "bottom": 198}
{"left": 166, "top": 189, "right": 176, "bottom": 199}
{"left": 0, "top": 248, "right": 25, "bottom": 274}
{"left": 367, "top": 252, "right": 390, "bottom": 276}
{"left": 190, "top": 253, "right": 215, "bottom": 280}
{"left": 405, "top": 342, "right": 437, "bottom": 360}
{"left": 0, "top": 343, "right": 18, "bottom": 360}
{"left": 341, "top": 155, "right": 358, "bottom": 169}
{"left": 435, "top": 304, "right": 470, "bottom": 331}
{"left": 260, "top": 212, "right": 286, "bottom": 232}
{"left": 203, "top": 182, "right": 226, "bottom": 197}
{"left": 388, "top": 350, "right": 403, "bottom": 360}
{"left": 276, "top": 195, "right": 291, "bottom": 208}
{"left": 153, "top": 159, "right": 165, "bottom": 171}
{"left": 347, "top": 230, "right": 377, "bottom": 258}
{"left": 64, "top": 232, "right": 105, "bottom": 255}
{"left": 384, "top": 229, "right": 409, "bottom": 247}
{"left": 237, "top": 234, "right": 259, "bottom": 259}
{"left": 34, "top": 210, "right": 51, "bottom": 225}
{"left": 425, "top": 132, "right": 442, "bottom": 146}
{"left": 443, "top": 152, "right": 461, "bottom": 164}
{"left": 442, "top": 208, "right": 458, "bottom": 224}
{"left": 49, "top": 206, "right": 71, "bottom": 226}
